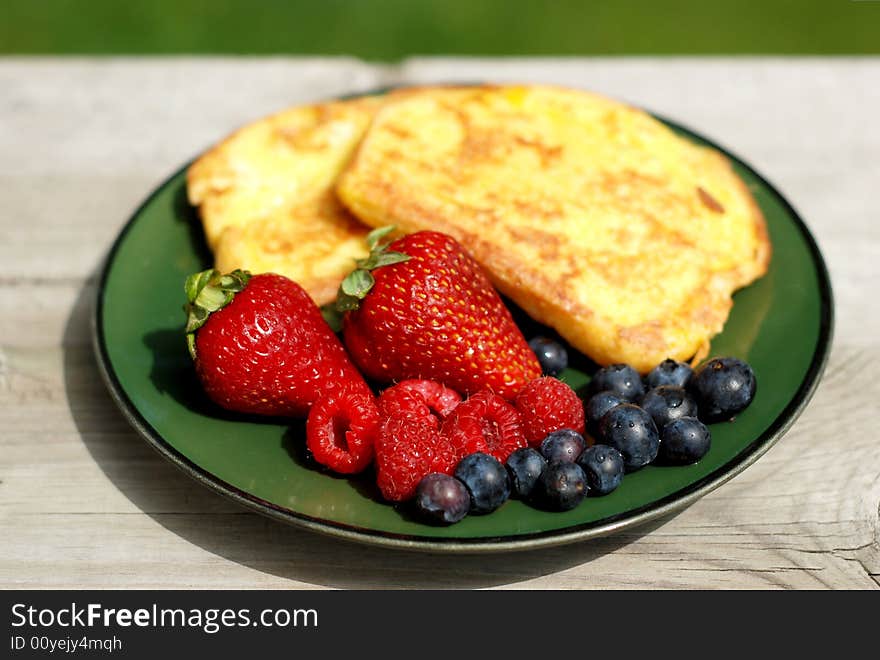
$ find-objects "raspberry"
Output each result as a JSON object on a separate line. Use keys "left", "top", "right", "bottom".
{"left": 441, "top": 391, "right": 527, "bottom": 464}
{"left": 306, "top": 388, "right": 379, "bottom": 474}
{"left": 378, "top": 387, "right": 436, "bottom": 426}
{"left": 513, "top": 377, "right": 585, "bottom": 447}
{"left": 395, "top": 379, "right": 462, "bottom": 418}
{"left": 374, "top": 412, "right": 459, "bottom": 502}
{"left": 377, "top": 379, "right": 461, "bottom": 428}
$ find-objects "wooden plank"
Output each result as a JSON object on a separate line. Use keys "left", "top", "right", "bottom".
{"left": 1, "top": 57, "right": 878, "bottom": 589}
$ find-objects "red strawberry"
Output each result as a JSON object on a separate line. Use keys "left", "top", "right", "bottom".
{"left": 337, "top": 228, "right": 541, "bottom": 400}
{"left": 514, "top": 377, "right": 586, "bottom": 447}
{"left": 377, "top": 379, "right": 462, "bottom": 427}
{"left": 374, "top": 412, "right": 459, "bottom": 502}
{"left": 184, "top": 269, "right": 372, "bottom": 418}
{"left": 306, "top": 387, "right": 379, "bottom": 474}
{"left": 441, "top": 390, "right": 527, "bottom": 463}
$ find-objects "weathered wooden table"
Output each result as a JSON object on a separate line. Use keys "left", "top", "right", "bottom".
{"left": 1, "top": 57, "right": 877, "bottom": 589}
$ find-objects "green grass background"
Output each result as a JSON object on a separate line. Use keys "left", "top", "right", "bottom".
{"left": 3, "top": 0, "right": 878, "bottom": 58}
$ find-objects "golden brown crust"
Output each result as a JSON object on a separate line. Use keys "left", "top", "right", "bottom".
{"left": 186, "top": 96, "right": 382, "bottom": 302}
{"left": 336, "top": 84, "right": 772, "bottom": 372}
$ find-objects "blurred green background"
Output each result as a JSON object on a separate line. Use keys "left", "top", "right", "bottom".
{"left": 3, "top": 0, "right": 878, "bottom": 58}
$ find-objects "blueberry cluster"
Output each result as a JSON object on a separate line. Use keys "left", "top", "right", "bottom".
{"left": 412, "top": 349, "right": 757, "bottom": 525}
{"left": 414, "top": 427, "right": 626, "bottom": 524}
{"left": 510, "top": 431, "right": 628, "bottom": 511}
{"left": 585, "top": 356, "right": 756, "bottom": 471}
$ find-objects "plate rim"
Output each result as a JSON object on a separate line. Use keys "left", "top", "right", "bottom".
{"left": 91, "top": 107, "right": 835, "bottom": 554}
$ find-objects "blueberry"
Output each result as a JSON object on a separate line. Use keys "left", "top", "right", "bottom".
{"left": 528, "top": 336, "right": 569, "bottom": 376}
{"left": 597, "top": 403, "right": 660, "bottom": 471}
{"left": 645, "top": 358, "right": 694, "bottom": 390}
{"left": 639, "top": 385, "right": 699, "bottom": 430}
{"left": 540, "top": 428, "right": 586, "bottom": 464}
{"left": 658, "top": 417, "right": 711, "bottom": 465}
{"left": 531, "top": 462, "right": 588, "bottom": 511}
{"left": 454, "top": 452, "right": 510, "bottom": 514}
{"left": 588, "top": 364, "right": 644, "bottom": 401}
{"left": 505, "top": 447, "right": 547, "bottom": 498}
{"left": 690, "top": 357, "right": 757, "bottom": 423}
{"left": 414, "top": 473, "right": 470, "bottom": 525}
{"left": 577, "top": 444, "right": 625, "bottom": 496}
{"left": 585, "top": 390, "right": 625, "bottom": 435}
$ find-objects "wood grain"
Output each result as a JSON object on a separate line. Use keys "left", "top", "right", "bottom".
{"left": 0, "top": 57, "right": 878, "bottom": 589}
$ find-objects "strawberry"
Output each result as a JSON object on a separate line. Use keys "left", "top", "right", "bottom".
{"left": 514, "top": 377, "right": 586, "bottom": 446}
{"left": 374, "top": 412, "right": 459, "bottom": 502}
{"left": 337, "top": 228, "right": 541, "bottom": 400}
{"left": 306, "top": 387, "right": 379, "bottom": 474}
{"left": 184, "top": 268, "right": 372, "bottom": 418}
{"left": 441, "top": 390, "right": 527, "bottom": 463}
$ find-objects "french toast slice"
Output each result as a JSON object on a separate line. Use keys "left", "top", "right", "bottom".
{"left": 186, "top": 96, "right": 382, "bottom": 306}
{"left": 336, "top": 85, "right": 771, "bottom": 372}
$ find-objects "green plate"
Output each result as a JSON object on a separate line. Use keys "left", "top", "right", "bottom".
{"left": 93, "top": 100, "right": 833, "bottom": 553}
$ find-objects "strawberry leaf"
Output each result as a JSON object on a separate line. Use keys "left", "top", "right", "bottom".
{"left": 195, "top": 284, "right": 233, "bottom": 312}
{"left": 336, "top": 227, "right": 411, "bottom": 314}
{"left": 365, "top": 225, "right": 397, "bottom": 250}
{"left": 341, "top": 269, "right": 375, "bottom": 298}
{"left": 183, "top": 268, "right": 252, "bottom": 359}
{"left": 369, "top": 251, "right": 411, "bottom": 269}
{"left": 184, "top": 269, "right": 216, "bottom": 304}
{"left": 336, "top": 292, "right": 362, "bottom": 312}
{"left": 320, "top": 303, "right": 344, "bottom": 333}
{"left": 184, "top": 304, "right": 210, "bottom": 334}
{"left": 356, "top": 249, "right": 411, "bottom": 271}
